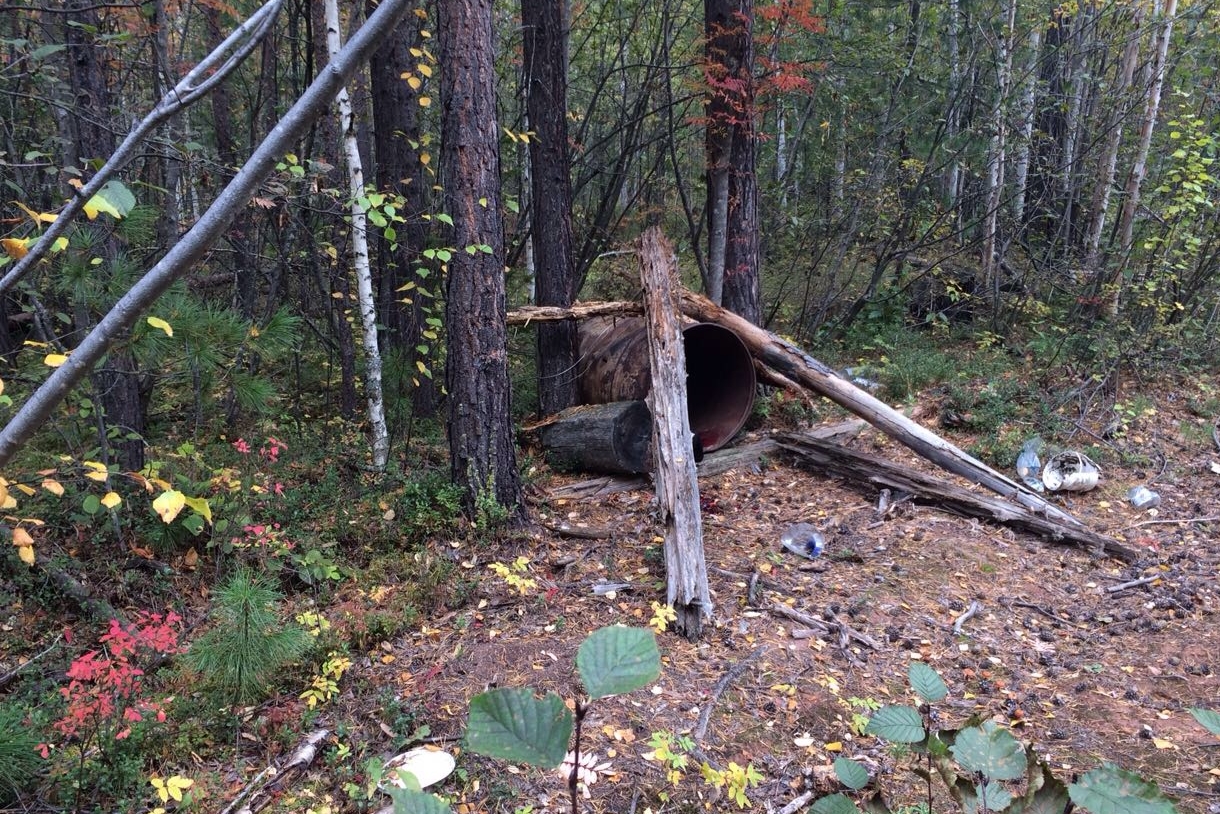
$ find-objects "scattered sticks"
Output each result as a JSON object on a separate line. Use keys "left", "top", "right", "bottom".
{"left": 952, "top": 600, "right": 984, "bottom": 634}
{"left": 1105, "top": 574, "right": 1163, "bottom": 594}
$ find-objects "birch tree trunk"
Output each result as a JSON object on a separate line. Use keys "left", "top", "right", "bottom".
{"left": 1012, "top": 28, "right": 1042, "bottom": 227}
{"left": 1109, "top": 0, "right": 1176, "bottom": 315}
{"left": 981, "top": 0, "right": 1017, "bottom": 308}
{"left": 1083, "top": 4, "right": 1145, "bottom": 282}
{"left": 325, "top": 0, "right": 389, "bottom": 470}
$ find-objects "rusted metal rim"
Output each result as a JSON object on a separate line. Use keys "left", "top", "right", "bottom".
{"left": 577, "top": 317, "right": 755, "bottom": 452}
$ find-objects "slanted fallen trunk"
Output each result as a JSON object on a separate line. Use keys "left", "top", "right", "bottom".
{"left": 777, "top": 431, "right": 1140, "bottom": 562}
{"left": 675, "top": 290, "right": 1090, "bottom": 531}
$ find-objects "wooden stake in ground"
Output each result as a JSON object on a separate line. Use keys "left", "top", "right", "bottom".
{"left": 637, "top": 228, "right": 711, "bottom": 639}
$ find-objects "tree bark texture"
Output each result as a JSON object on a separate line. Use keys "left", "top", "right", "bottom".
{"left": 638, "top": 228, "right": 711, "bottom": 639}
{"left": 703, "top": 0, "right": 760, "bottom": 319}
{"left": 326, "top": 0, "right": 389, "bottom": 470}
{"left": 367, "top": 4, "right": 440, "bottom": 414}
{"left": 719, "top": 0, "right": 761, "bottom": 325}
{"left": 65, "top": 1, "right": 146, "bottom": 471}
{"left": 440, "top": 0, "right": 523, "bottom": 516}
{"left": 522, "top": 0, "right": 580, "bottom": 415}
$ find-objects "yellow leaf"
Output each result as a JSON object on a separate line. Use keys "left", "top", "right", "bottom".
{"left": 82, "top": 461, "right": 109, "bottom": 481}
{"left": 14, "top": 200, "right": 57, "bottom": 224}
{"left": 15, "top": 483, "right": 35, "bottom": 496}
{"left": 409, "top": 47, "right": 423, "bottom": 57}
{"left": 2, "top": 494, "right": 16, "bottom": 510}
{"left": 824, "top": 741, "right": 843, "bottom": 752}
{"left": 44, "top": 353, "right": 68, "bottom": 367}
{"left": 17, "top": 545, "right": 34, "bottom": 566}
{"left": 418, "top": 96, "right": 431, "bottom": 107}
{"left": 413, "top": 7, "right": 426, "bottom": 18}
{"left": 418, "top": 63, "right": 433, "bottom": 77}
{"left": 0, "top": 377, "right": 4, "bottom": 395}
{"left": 419, "top": 152, "right": 431, "bottom": 166}
{"left": 101, "top": 492, "right": 122, "bottom": 509}
{"left": 183, "top": 495, "right": 213, "bottom": 524}
{"left": 152, "top": 490, "right": 186, "bottom": 524}
{"left": 1, "top": 237, "right": 30, "bottom": 260}
{"left": 82, "top": 198, "right": 99, "bottom": 219}
{"left": 406, "top": 75, "right": 422, "bottom": 90}
{"left": 84, "top": 192, "right": 122, "bottom": 219}
{"left": 0, "top": 482, "right": 6, "bottom": 506}
{"left": 41, "top": 479, "right": 64, "bottom": 496}
{"left": 1152, "top": 738, "right": 1176, "bottom": 750}
{"left": 12, "top": 527, "right": 33, "bottom": 546}
{"left": 49, "top": 236, "right": 69, "bottom": 253}
{"left": 147, "top": 316, "right": 173, "bottom": 337}
{"left": 420, "top": 29, "right": 431, "bottom": 37}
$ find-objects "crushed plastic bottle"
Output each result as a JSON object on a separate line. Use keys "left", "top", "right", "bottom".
{"left": 780, "top": 522, "right": 825, "bottom": 559}
{"left": 1127, "top": 485, "right": 1161, "bottom": 510}
{"left": 1016, "top": 437, "right": 1045, "bottom": 493}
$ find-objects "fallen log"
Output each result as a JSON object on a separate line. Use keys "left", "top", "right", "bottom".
{"left": 507, "top": 300, "right": 641, "bottom": 325}
{"left": 534, "top": 401, "right": 655, "bottom": 475}
{"left": 777, "top": 431, "right": 1140, "bottom": 562}
{"left": 675, "top": 290, "right": 1091, "bottom": 530}
{"left": 549, "top": 420, "right": 865, "bottom": 500}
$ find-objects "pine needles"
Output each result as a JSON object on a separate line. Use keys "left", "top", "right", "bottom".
{"left": 183, "top": 569, "right": 312, "bottom": 706}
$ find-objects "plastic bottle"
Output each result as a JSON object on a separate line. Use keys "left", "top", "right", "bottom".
{"left": 1127, "top": 486, "right": 1161, "bottom": 510}
{"left": 780, "top": 522, "right": 825, "bottom": 559}
{"left": 1016, "top": 438, "right": 1045, "bottom": 492}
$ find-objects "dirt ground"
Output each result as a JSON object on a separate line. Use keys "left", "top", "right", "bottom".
{"left": 336, "top": 388, "right": 1220, "bottom": 814}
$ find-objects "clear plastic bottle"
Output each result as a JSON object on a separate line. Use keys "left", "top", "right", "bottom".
{"left": 780, "top": 522, "right": 825, "bottom": 559}
{"left": 1016, "top": 437, "right": 1045, "bottom": 492}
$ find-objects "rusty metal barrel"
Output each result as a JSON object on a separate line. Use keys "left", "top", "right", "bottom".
{"left": 577, "top": 317, "right": 755, "bottom": 452}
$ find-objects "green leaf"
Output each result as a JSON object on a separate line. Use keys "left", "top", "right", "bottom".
{"left": 864, "top": 706, "right": 925, "bottom": 743}
{"left": 1067, "top": 764, "right": 1176, "bottom": 814}
{"left": 181, "top": 514, "right": 205, "bottom": 535}
{"left": 465, "top": 687, "right": 572, "bottom": 768}
{"left": 85, "top": 179, "right": 136, "bottom": 219}
{"left": 385, "top": 786, "right": 452, "bottom": 814}
{"left": 1189, "top": 707, "right": 1220, "bottom": 737}
{"left": 576, "top": 626, "right": 661, "bottom": 699}
{"left": 951, "top": 722, "right": 1025, "bottom": 781}
{"left": 978, "top": 780, "right": 1013, "bottom": 811}
{"left": 811, "top": 793, "right": 862, "bottom": 814}
{"left": 908, "top": 662, "right": 948, "bottom": 703}
{"left": 1019, "top": 759, "right": 1071, "bottom": 814}
{"left": 81, "top": 494, "right": 101, "bottom": 515}
{"left": 833, "top": 757, "right": 869, "bottom": 791}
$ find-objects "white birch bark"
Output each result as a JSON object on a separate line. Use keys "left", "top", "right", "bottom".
{"left": 1083, "top": 3, "right": 1145, "bottom": 281}
{"left": 325, "top": 0, "right": 389, "bottom": 470}
{"left": 1111, "top": 0, "right": 1176, "bottom": 314}
{"left": 1012, "top": 28, "right": 1042, "bottom": 226}
{"left": 981, "top": 0, "right": 1018, "bottom": 301}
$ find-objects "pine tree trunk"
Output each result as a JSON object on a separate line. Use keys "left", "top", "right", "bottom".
{"left": 721, "top": 0, "right": 761, "bottom": 326}
{"left": 367, "top": 3, "right": 439, "bottom": 414}
{"left": 523, "top": 0, "right": 580, "bottom": 415}
{"left": 441, "top": 0, "right": 523, "bottom": 516}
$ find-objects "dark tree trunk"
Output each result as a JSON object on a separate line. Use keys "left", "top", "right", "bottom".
{"left": 205, "top": 3, "right": 259, "bottom": 320}
{"left": 704, "top": 0, "right": 760, "bottom": 324}
{"left": 65, "top": 1, "right": 146, "bottom": 471}
{"left": 367, "top": 3, "right": 439, "bottom": 414}
{"left": 440, "top": 0, "right": 523, "bottom": 516}
{"left": 522, "top": 0, "right": 580, "bottom": 415}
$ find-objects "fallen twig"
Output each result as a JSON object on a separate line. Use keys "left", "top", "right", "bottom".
{"left": 768, "top": 602, "right": 880, "bottom": 651}
{"left": 1005, "top": 598, "right": 1082, "bottom": 628}
{"left": 776, "top": 790, "right": 818, "bottom": 814}
{"left": 693, "top": 646, "right": 768, "bottom": 744}
{"left": 1122, "top": 515, "right": 1220, "bottom": 530}
{"left": 220, "top": 728, "right": 330, "bottom": 814}
{"left": 1105, "top": 574, "right": 1163, "bottom": 594}
{"left": 0, "top": 633, "right": 62, "bottom": 691}
{"left": 952, "top": 600, "right": 983, "bottom": 635}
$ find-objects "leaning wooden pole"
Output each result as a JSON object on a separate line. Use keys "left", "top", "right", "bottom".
{"left": 638, "top": 228, "right": 711, "bottom": 639}
{"left": 676, "top": 290, "right": 1093, "bottom": 533}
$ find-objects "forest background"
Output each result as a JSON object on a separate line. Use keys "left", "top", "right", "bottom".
{"left": 1, "top": 0, "right": 1219, "bottom": 811}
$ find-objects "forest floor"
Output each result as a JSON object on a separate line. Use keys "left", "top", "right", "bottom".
{"left": 4, "top": 370, "right": 1220, "bottom": 814}
{"left": 310, "top": 373, "right": 1220, "bottom": 814}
